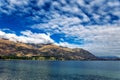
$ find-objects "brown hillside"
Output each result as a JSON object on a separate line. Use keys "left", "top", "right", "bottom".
{"left": 0, "top": 39, "right": 96, "bottom": 60}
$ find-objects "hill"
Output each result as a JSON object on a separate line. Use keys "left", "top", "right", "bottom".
{"left": 0, "top": 39, "right": 97, "bottom": 60}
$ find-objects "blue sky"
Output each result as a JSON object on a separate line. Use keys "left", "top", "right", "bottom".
{"left": 0, "top": 0, "right": 120, "bottom": 56}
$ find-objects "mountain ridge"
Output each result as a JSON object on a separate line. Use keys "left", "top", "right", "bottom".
{"left": 0, "top": 38, "right": 97, "bottom": 60}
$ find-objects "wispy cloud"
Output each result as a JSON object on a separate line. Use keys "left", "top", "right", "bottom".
{"left": 0, "top": 0, "right": 119, "bottom": 24}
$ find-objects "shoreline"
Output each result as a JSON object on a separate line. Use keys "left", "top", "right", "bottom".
{"left": 0, "top": 59, "right": 120, "bottom": 61}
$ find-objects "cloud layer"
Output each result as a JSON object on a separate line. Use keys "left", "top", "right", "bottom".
{"left": 0, "top": 30, "right": 54, "bottom": 44}
{"left": 50, "top": 25, "right": 120, "bottom": 56}
{"left": 0, "top": 0, "right": 119, "bottom": 25}
{"left": 0, "top": 0, "right": 120, "bottom": 56}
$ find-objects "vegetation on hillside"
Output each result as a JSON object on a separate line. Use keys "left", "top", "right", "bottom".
{"left": 0, "top": 39, "right": 97, "bottom": 60}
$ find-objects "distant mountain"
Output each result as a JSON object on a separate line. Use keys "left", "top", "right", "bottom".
{"left": 98, "top": 56, "right": 120, "bottom": 60}
{"left": 0, "top": 38, "right": 97, "bottom": 60}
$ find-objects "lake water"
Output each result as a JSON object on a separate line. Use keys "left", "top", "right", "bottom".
{"left": 0, "top": 60, "right": 120, "bottom": 80}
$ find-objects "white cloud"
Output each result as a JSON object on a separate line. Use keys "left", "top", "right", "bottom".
{"left": 0, "top": 30, "right": 54, "bottom": 44}
{"left": 32, "top": 21, "right": 120, "bottom": 56}
{"left": 21, "top": 30, "right": 54, "bottom": 44}
{"left": 63, "top": 25, "right": 120, "bottom": 56}
{"left": 32, "top": 16, "right": 81, "bottom": 34}
{"left": 0, "top": 30, "right": 5, "bottom": 37}
{"left": 0, "top": 0, "right": 119, "bottom": 24}
{"left": 7, "top": 0, "right": 29, "bottom": 6}
{"left": 55, "top": 42, "right": 82, "bottom": 48}
{"left": 0, "top": 0, "right": 29, "bottom": 15}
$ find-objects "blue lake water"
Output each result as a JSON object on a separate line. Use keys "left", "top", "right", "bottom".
{"left": 0, "top": 60, "right": 120, "bottom": 80}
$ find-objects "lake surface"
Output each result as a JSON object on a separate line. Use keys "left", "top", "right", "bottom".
{"left": 0, "top": 60, "right": 120, "bottom": 80}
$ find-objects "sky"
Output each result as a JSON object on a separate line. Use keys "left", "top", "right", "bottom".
{"left": 0, "top": 0, "right": 120, "bottom": 56}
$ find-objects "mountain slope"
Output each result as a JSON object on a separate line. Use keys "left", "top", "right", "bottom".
{"left": 0, "top": 39, "right": 96, "bottom": 60}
